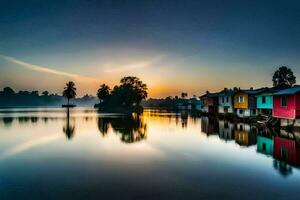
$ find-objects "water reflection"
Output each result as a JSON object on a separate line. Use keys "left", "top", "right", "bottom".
{"left": 218, "top": 120, "right": 235, "bottom": 141}
{"left": 63, "top": 108, "right": 75, "bottom": 140}
{"left": 201, "top": 117, "right": 219, "bottom": 136}
{"left": 1, "top": 109, "right": 300, "bottom": 199}
{"left": 97, "top": 114, "right": 147, "bottom": 143}
{"left": 2, "top": 117, "right": 14, "bottom": 127}
{"left": 234, "top": 123, "right": 257, "bottom": 146}
{"left": 1, "top": 109, "right": 300, "bottom": 175}
{"left": 200, "top": 116, "right": 300, "bottom": 176}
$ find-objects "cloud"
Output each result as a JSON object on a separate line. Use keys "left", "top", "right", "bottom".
{"left": 0, "top": 54, "right": 99, "bottom": 82}
{"left": 104, "top": 55, "right": 164, "bottom": 73}
{"left": 0, "top": 135, "right": 61, "bottom": 160}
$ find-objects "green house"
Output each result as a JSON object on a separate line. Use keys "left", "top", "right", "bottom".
{"left": 256, "top": 88, "right": 277, "bottom": 115}
{"left": 257, "top": 136, "right": 273, "bottom": 156}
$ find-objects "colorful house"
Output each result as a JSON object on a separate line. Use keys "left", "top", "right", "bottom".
{"left": 234, "top": 123, "right": 257, "bottom": 146}
{"left": 256, "top": 88, "right": 277, "bottom": 115}
{"left": 200, "top": 92, "right": 219, "bottom": 114}
{"left": 187, "top": 97, "right": 201, "bottom": 111}
{"left": 218, "top": 88, "right": 235, "bottom": 114}
{"left": 200, "top": 94, "right": 209, "bottom": 113}
{"left": 257, "top": 136, "right": 273, "bottom": 156}
{"left": 272, "top": 86, "right": 300, "bottom": 120}
{"left": 234, "top": 88, "right": 265, "bottom": 118}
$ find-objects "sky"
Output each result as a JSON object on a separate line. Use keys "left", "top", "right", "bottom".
{"left": 0, "top": 0, "right": 300, "bottom": 97}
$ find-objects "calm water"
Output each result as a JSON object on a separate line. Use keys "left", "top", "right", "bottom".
{"left": 0, "top": 108, "right": 300, "bottom": 200}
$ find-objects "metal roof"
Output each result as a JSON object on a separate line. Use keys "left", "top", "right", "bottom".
{"left": 238, "top": 88, "right": 267, "bottom": 95}
{"left": 273, "top": 86, "right": 300, "bottom": 95}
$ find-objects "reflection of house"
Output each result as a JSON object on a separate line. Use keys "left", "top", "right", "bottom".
{"left": 234, "top": 88, "right": 265, "bottom": 118}
{"left": 201, "top": 117, "right": 209, "bottom": 133}
{"left": 218, "top": 120, "right": 234, "bottom": 141}
{"left": 234, "top": 123, "right": 257, "bottom": 146}
{"left": 273, "top": 86, "right": 300, "bottom": 120}
{"left": 257, "top": 136, "right": 273, "bottom": 156}
{"left": 273, "top": 136, "right": 300, "bottom": 166}
{"left": 218, "top": 88, "right": 235, "bottom": 114}
{"left": 201, "top": 117, "right": 218, "bottom": 136}
{"left": 200, "top": 92, "right": 219, "bottom": 114}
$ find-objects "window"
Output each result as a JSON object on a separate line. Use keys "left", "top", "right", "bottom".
{"left": 226, "top": 97, "right": 229, "bottom": 103}
{"left": 281, "top": 96, "right": 287, "bottom": 107}
{"left": 238, "top": 96, "right": 244, "bottom": 103}
{"left": 262, "top": 143, "right": 266, "bottom": 151}
{"left": 262, "top": 96, "right": 266, "bottom": 104}
{"left": 222, "top": 97, "right": 224, "bottom": 103}
{"left": 239, "top": 124, "right": 243, "bottom": 131}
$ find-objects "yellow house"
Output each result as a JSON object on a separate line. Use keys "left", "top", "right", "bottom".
{"left": 233, "top": 88, "right": 265, "bottom": 118}
{"left": 234, "top": 92, "right": 248, "bottom": 109}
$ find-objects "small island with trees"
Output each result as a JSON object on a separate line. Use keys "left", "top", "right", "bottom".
{"left": 94, "top": 76, "right": 148, "bottom": 114}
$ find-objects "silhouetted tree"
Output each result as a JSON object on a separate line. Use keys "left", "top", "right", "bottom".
{"left": 119, "top": 76, "right": 148, "bottom": 106}
{"left": 3, "top": 87, "right": 15, "bottom": 95}
{"left": 42, "top": 91, "right": 49, "bottom": 96}
{"left": 31, "top": 91, "right": 39, "bottom": 96}
{"left": 63, "top": 81, "right": 77, "bottom": 105}
{"left": 97, "top": 84, "right": 110, "bottom": 102}
{"left": 181, "top": 92, "right": 188, "bottom": 99}
{"left": 272, "top": 66, "right": 296, "bottom": 87}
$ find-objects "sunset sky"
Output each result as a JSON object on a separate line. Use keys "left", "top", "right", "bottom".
{"left": 0, "top": 0, "right": 300, "bottom": 97}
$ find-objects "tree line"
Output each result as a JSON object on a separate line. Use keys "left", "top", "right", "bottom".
{"left": 0, "top": 66, "right": 297, "bottom": 108}
{"left": 0, "top": 87, "right": 97, "bottom": 107}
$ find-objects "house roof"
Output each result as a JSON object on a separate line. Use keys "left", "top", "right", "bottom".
{"left": 207, "top": 92, "right": 219, "bottom": 98}
{"left": 273, "top": 86, "right": 300, "bottom": 95}
{"left": 200, "top": 92, "right": 219, "bottom": 98}
{"left": 218, "top": 89, "right": 235, "bottom": 96}
{"left": 255, "top": 87, "right": 280, "bottom": 95}
{"left": 238, "top": 88, "right": 267, "bottom": 95}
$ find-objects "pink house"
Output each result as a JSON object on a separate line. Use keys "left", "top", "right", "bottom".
{"left": 273, "top": 86, "right": 300, "bottom": 119}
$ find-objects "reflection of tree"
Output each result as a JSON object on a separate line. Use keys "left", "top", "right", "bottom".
{"left": 2, "top": 117, "right": 14, "bottom": 127}
{"left": 97, "top": 114, "right": 147, "bottom": 143}
{"left": 273, "top": 160, "right": 293, "bottom": 177}
{"left": 181, "top": 113, "right": 188, "bottom": 128}
{"left": 97, "top": 117, "right": 110, "bottom": 137}
{"left": 112, "top": 115, "right": 147, "bottom": 143}
{"left": 63, "top": 108, "right": 75, "bottom": 140}
{"left": 30, "top": 117, "right": 38, "bottom": 123}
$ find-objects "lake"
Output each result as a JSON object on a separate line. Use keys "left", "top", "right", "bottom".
{"left": 0, "top": 108, "right": 299, "bottom": 199}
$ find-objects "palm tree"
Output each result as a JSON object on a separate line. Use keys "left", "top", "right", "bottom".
{"left": 63, "top": 81, "right": 77, "bottom": 105}
{"left": 97, "top": 84, "right": 111, "bottom": 103}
